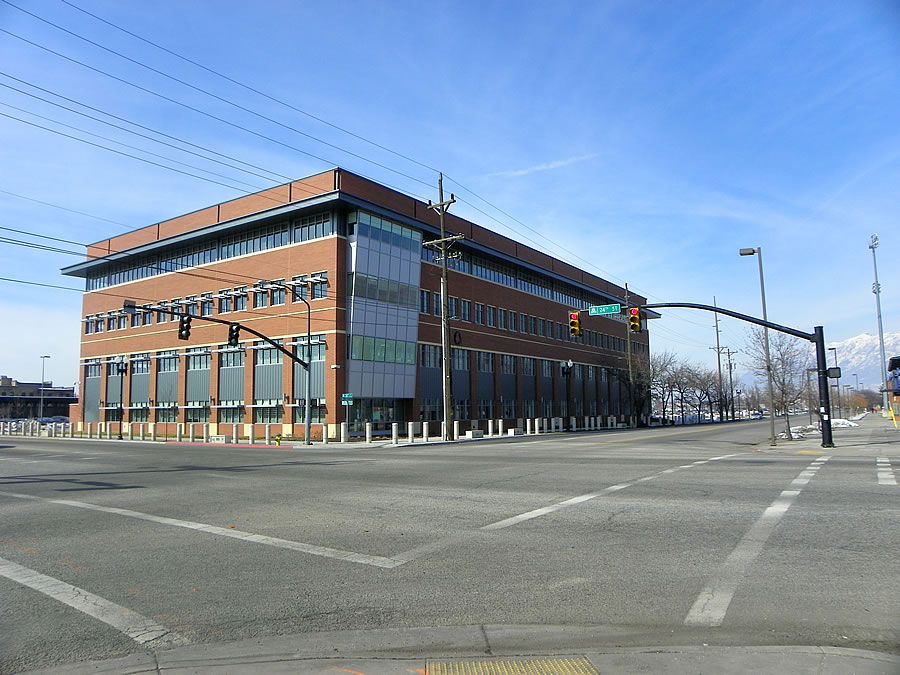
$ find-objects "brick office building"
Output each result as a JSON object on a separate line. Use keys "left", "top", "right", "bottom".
{"left": 62, "top": 168, "right": 652, "bottom": 439}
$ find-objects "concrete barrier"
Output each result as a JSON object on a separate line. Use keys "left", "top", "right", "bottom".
{"left": 507, "top": 428, "right": 524, "bottom": 436}
{"left": 210, "top": 435, "right": 228, "bottom": 444}
{"left": 465, "top": 429, "right": 485, "bottom": 439}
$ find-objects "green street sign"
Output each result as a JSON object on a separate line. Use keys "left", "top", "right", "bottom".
{"left": 341, "top": 393, "right": 354, "bottom": 400}
{"left": 588, "top": 303, "right": 621, "bottom": 316}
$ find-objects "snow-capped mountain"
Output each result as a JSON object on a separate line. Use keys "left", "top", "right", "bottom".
{"left": 826, "top": 331, "right": 900, "bottom": 390}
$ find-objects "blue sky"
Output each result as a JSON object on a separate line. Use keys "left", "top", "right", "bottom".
{"left": 0, "top": 0, "right": 898, "bottom": 387}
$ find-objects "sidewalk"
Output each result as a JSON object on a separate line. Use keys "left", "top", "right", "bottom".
{"left": 25, "top": 625, "right": 900, "bottom": 674}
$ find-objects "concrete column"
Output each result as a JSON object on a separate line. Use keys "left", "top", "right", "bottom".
{"left": 391, "top": 422, "right": 399, "bottom": 445}
{"left": 188, "top": 424, "right": 195, "bottom": 443}
{"left": 265, "top": 425, "right": 271, "bottom": 445}
{"left": 203, "top": 424, "right": 210, "bottom": 443}
{"left": 583, "top": 416, "right": 589, "bottom": 430}
{"left": 176, "top": 424, "right": 183, "bottom": 443}
{"left": 526, "top": 418, "right": 532, "bottom": 435}
{"left": 498, "top": 419, "right": 505, "bottom": 436}
{"left": 423, "top": 421, "right": 430, "bottom": 443}
{"left": 128, "top": 423, "right": 134, "bottom": 441}
{"left": 140, "top": 424, "right": 146, "bottom": 441}
{"left": 570, "top": 416, "right": 577, "bottom": 431}
{"left": 234, "top": 423, "right": 240, "bottom": 444}
{"left": 487, "top": 419, "right": 494, "bottom": 437}
{"left": 249, "top": 426, "right": 255, "bottom": 445}
{"left": 321, "top": 423, "right": 328, "bottom": 444}
{"left": 150, "top": 424, "right": 157, "bottom": 441}
{"left": 453, "top": 420, "right": 460, "bottom": 440}
{"left": 340, "top": 422, "right": 348, "bottom": 443}
{"left": 105, "top": 423, "right": 112, "bottom": 440}
{"left": 365, "top": 422, "right": 372, "bottom": 444}
{"left": 407, "top": 421, "right": 414, "bottom": 444}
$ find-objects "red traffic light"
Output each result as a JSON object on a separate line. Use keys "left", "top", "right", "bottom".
{"left": 629, "top": 307, "right": 639, "bottom": 317}
{"left": 569, "top": 312, "right": 579, "bottom": 321}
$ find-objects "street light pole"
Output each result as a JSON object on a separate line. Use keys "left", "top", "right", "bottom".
{"left": 869, "top": 234, "right": 889, "bottom": 415}
{"left": 115, "top": 356, "right": 126, "bottom": 440}
{"left": 38, "top": 355, "right": 50, "bottom": 420}
{"left": 740, "top": 247, "right": 777, "bottom": 446}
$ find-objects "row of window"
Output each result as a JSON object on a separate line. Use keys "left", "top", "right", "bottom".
{"left": 105, "top": 402, "right": 328, "bottom": 425}
{"left": 348, "top": 336, "right": 417, "bottom": 364}
{"left": 87, "top": 212, "right": 335, "bottom": 290}
{"left": 84, "top": 273, "right": 329, "bottom": 334}
{"left": 348, "top": 272, "right": 418, "bottom": 310}
{"left": 418, "top": 348, "right": 609, "bottom": 379}
{"left": 346, "top": 210, "right": 423, "bottom": 252}
{"left": 418, "top": 291, "right": 645, "bottom": 354}
{"left": 421, "top": 240, "right": 621, "bottom": 311}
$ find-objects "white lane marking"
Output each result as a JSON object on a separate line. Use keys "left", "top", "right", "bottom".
{"left": 0, "top": 491, "right": 402, "bottom": 569}
{"left": 482, "top": 453, "right": 743, "bottom": 531}
{"left": 684, "top": 457, "right": 830, "bottom": 627}
{"left": 877, "top": 457, "right": 897, "bottom": 486}
{"left": 0, "top": 555, "right": 186, "bottom": 646}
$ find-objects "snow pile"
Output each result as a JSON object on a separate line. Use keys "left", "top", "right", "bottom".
{"left": 831, "top": 418, "right": 860, "bottom": 428}
{"left": 850, "top": 412, "right": 869, "bottom": 421}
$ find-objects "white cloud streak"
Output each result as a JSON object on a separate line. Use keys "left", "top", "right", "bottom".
{"left": 487, "top": 153, "right": 597, "bottom": 178}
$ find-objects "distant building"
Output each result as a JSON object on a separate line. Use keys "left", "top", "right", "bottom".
{"left": 0, "top": 375, "right": 77, "bottom": 420}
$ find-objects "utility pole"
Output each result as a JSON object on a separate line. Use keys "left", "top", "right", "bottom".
{"left": 625, "top": 283, "right": 634, "bottom": 427}
{"left": 425, "top": 174, "right": 460, "bottom": 441}
{"left": 725, "top": 348, "right": 738, "bottom": 420}
{"left": 710, "top": 296, "right": 725, "bottom": 422}
{"left": 869, "top": 234, "right": 889, "bottom": 415}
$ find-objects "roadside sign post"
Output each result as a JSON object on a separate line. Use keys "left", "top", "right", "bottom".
{"left": 341, "top": 393, "right": 353, "bottom": 426}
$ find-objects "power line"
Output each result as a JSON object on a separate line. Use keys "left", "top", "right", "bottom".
{"left": 0, "top": 99, "right": 268, "bottom": 191}
{"left": 59, "top": 0, "right": 441, "bottom": 177}
{"left": 0, "top": 70, "right": 290, "bottom": 182}
{"left": 2, "top": 0, "right": 435, "bottom": 189}
{"left": 0, "top": 186, "right": 131, "bottom": 227}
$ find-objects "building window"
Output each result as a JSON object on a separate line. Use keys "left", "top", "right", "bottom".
{"left": 218, "top": 291, "right": 232, "bottom": 313}
{"left": 312, "top": 272, "right": 328, "bottom": 299}
{"left": 461, "top": 300, "right": 471, "bottom": 322}
{"left": 454, "top": 399, "right": 470, "bottom": 421}
{"left": 502, "top": 399, "right": 516, "bottom": 419}
{"left": 449, "top": 296, "right": 458, "bottom": 319}
{"left": 522, "top": 357, "right": 535, "bottom": 376}
{"left": 253, "top": 286, "right": 268, "bottom": 308}
{"left": 520, "top": 313, "right": 527, "bottom": 333}
{"left": 219, "top": 406, "right": 244, "bottom": 424}
{"left": 200, "top": 293, "right": 213, "bottom": 316}
{"left": 487, "top": 306, "right": 496, "bottom": 328}
{"left": 477, "top": 351, "right": 493, "bottom": 373}
{"left": 142, "top": 309, "right": 153, "bottom": 326}
{"left": 292, "top": 276, "right": 309, "bottom": 302}
{"left": 451, "top": 347, "right": 469, "bottom": 371}
{"left": 131, "top": 407, "right": 149, "bottom": 423}
{"left": 186, "top": 407, "right": 209, "bottom": 423}
{"left": 541, "top": 359, "right": 553, "bottom": 378}
{"left": 184, "top": 296, "right": 199, "bottom": 317}
{"left": 156, "top": 407, "right": 177, "bottom": 423}
{"left": 530, "top": 316, "right": 537, "bottom": 334}
{"left": 107, "top": 315, "right": 116, "bottom": 331}
{"left": 294, "top": 399, "right": 326, "bottom": 424}
{"left": 419, "top": 290, "right": 431, "bottom": 314}
{"left": 271, "top": 281, "right": 285, "bottom": 306}
{"left": 477, "top": 399, "right": 493, "bottom": 420}
{"left": 508, "top": 311, "right": 517, "bottom": 332}
{"left": 130, "top": 312, "right": 141, "bottom": 328}
{"left": 157, "top": 351, "right": 179, "bottom": 373}
{"left": 234, "top": 287, "right": 248, "bottom": 311}
{"left": 434, "top": 295, "right": 442, "bottom": 317}
{"left": 501, "top": 354, "right": 516, "bottom": 375}
{"left": 498, "top": 309, "right": 506, "bottom": 330}
{"left": 253, "top": 405, "right": 283, "bottom": 424}
{"left": 475, "top": 303, "right": 484, "bottom": 325}
{"left": 420, "top": 344, "right": 442, "bottom": 368}
{"left": 537, "top": 319, "right": 545, "bottom": 337}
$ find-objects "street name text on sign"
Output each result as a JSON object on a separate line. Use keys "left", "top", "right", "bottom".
{"left": 341, "top": 393, "right": 353, "bottom": 407}
{"left": 588, "top": 304, "right": 621, "bottom": 316}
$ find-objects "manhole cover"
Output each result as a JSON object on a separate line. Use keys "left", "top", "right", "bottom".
{"left": 428, "top": 656, "right": 598, "bottom": 674}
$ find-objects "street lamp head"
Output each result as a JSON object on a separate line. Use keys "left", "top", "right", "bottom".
{"left": 739, "top": 247, "right": 757, "bottom": 256}
{"left": 869, "top": 233, "right": 879, "bottom": 249}
{"left": 41, "top": 355, "right": 51, "bottom": 359}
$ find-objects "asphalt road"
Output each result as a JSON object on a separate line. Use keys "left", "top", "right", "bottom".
{"left": 0, "top": 418, "right": 897, "bottom": 673}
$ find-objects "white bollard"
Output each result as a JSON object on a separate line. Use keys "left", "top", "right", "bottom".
{"left": 570, "top": 416, "right": 577, "bottom": 431}
{"left": 441, "top": 421, "right": 446, "bottom": 440}
{"left": 407, "top": 421, "right": 415, "bottom": 444}
{"left": 340, "top": 422, "right": 348, "bottom": 443}
{"left": 105, "top": 423, "right": 112, "bottom": 440}
{"left": 391, "top": 422, "right": 399, "bottom": 445}
{"left": 189, "top": 424, "right": 195, "bottom": 443}
{"left": 453, "top": 420, "right": 460, "bottom": 440}
{"left": 176, "top": 424, "right": 183, "bottom": 443}
{"left": 234, "top": 423, "right": 240, "bottom": 444}
{"left": 140, "top": 424, "right": 145, "bottom": 441}
{"left": 203, "top": 424, "right": 210, "bottom": 443}
{"left": 498, "top": 419, "right": 505, "bottom": 436}
{"left": 321, "top": 423, "right": 328, "bottom": 444}
{"left": 487, "top": 420, "right": 494, "bottom": 437}
{"left": 365, "top": 422, "right": 372, "bottom": 443}
{"left": 264, "top": 425, "right": 271, "bottom": 445}
{"left": 583, "top": 416, "right": 589, "bottom": 430}
{"left": 526, "top": 418, "right": 533, "bottom": 434}
{"left": 128, "top": 423, "right": 134, "bottom": 440}
{"left": 423, "top": 421, "right": 430, "bottom": 443}
{"left": 150, "top": 424, "right": 157, "bottom": 441}
{"left": 249, "top": 426, "right": 255, "bottom": 445}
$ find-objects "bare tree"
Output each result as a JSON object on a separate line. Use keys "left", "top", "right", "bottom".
{"left": 688, "top": 366, "right": 718, "bottom": 423}
{"left": 650, "top": 350, "right": 678, "bottom": 423}
{"left": 744, "top": 326, "right": 812, "bottom": 438}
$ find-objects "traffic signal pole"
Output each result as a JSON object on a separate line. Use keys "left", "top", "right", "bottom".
{"left": 639, "top": 301, "right": 834, "bottom": 448}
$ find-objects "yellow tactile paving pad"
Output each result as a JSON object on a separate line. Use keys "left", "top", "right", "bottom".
{"left": 427, "top": 656, "right": 599, "bottom": 674}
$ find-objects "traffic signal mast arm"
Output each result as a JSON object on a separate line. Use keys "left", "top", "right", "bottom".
{"left": 637, "top": 301, "right": 834, "bottom": 448}
{"left": 123, "top": 300, "right": 309, "bottom": 369}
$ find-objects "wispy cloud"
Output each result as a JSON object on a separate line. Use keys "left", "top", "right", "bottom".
{"left": 487, "top": 153, "right": 597, "bottom": 178}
